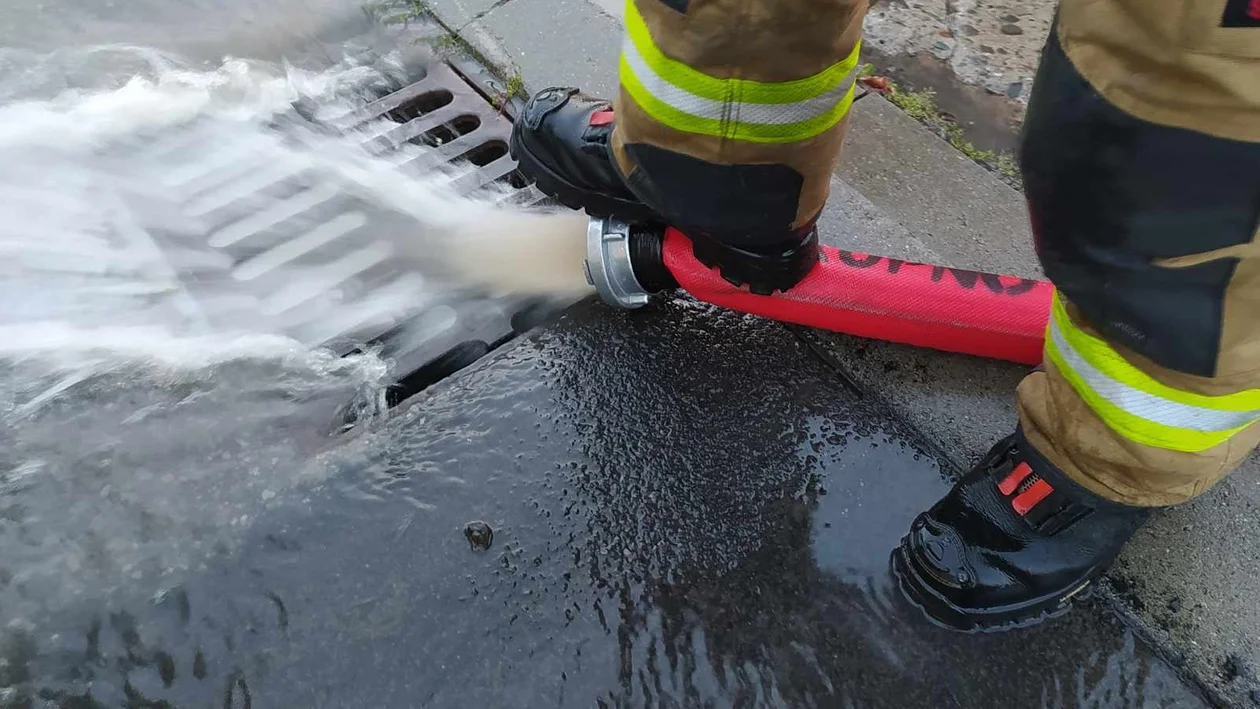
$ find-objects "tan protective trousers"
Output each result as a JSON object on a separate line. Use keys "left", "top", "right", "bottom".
{"left": 611, "top": 0, "right": 1260, "bottom": 507}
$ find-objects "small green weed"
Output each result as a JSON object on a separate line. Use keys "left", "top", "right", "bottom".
{"left": 884, "top": 83, "right": 1021, "bottom": 187}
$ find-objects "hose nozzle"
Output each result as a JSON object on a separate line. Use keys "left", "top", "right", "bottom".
{"left": 583, "top": 216, "right": 675, "bottom": 309}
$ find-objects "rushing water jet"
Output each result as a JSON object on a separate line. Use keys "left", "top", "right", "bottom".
{"left": 0, "top": 32, "right": 586, "bottom": 670}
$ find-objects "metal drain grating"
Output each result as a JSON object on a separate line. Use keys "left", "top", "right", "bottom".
{"left": 100, "top": 47, "right": 558, "bottom": 410}
{"left": 323, "top": 59, "right": 547, "bottom": 204}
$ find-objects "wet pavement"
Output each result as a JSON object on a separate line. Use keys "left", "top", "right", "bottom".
{"left": 6, "top": 298, "right": 1208, "bottom": 708}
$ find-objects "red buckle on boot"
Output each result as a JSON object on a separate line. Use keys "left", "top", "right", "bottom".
{"left": 589, "top": 110, "right": 615, "bottom": 126}
{"left": 998, "top": 462, "right": 1054, "bottom": 516}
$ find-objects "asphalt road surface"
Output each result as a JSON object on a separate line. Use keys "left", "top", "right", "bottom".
{"left": 5, "top": 299, "right": 1208, "bottom": 707}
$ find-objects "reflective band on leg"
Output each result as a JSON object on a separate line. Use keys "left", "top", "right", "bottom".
{"left": 1046, "top": 291, "right": 1260, "bottom": 453}
{"left": 619, "top": 0, "right": 861, "bottom": 143}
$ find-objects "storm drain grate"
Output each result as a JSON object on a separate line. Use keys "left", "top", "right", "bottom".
{"left": 106, "top": 47, "right": 558, "bottom": 415}
{"left": 325, "top": 59, "right": 545, "bottom": 203}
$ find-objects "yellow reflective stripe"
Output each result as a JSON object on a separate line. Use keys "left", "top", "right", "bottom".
{"left": 619, "top": 0, "right": 861, "bottom": 143}
{"left": 623, "top": 0, "right": 861, "bottom": 105}
{"left": 1046, "top": 291, "right": 1260, "bottom": 453}
{"left": 1050, "top": 294, "right": 1260, "bottom": 412}
{"left": 619, "top": 54, "right": 857, "bottom": 144}
{"left": 1045, "top": 330, "right": 1244, "bottom": 453}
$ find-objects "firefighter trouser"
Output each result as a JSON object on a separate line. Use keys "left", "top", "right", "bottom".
{"left": 608, "top": 0, "right": 865, "bottom": 247}
{"left": 610, "top": 0, "right": 1260, "bottom": 507}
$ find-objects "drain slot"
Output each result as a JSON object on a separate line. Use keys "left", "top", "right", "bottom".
{"left": 385, "top": 340, "right": 490, "bottom": 408}
{"left": 456, "top": 140, "right": 508, "bottom": 167}
{"left": 421, "top": 114, "right": 481, "bottom": 145}
{"left": 387, "top": 89, "right": 455, "bottom": 122}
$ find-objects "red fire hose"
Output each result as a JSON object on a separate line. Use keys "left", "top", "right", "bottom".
{"left": 660, "top": 227, "right": 1053, "bottom": 366}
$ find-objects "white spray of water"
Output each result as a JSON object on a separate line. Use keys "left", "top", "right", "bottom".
{"left": 0, "top": 45, "right": 590, "bottom": 395}
{"left": 291, "top": 135, "right": 595, "bottom": 298}
{"left": 0, "top": 42, "right": 591, "bottom": 634}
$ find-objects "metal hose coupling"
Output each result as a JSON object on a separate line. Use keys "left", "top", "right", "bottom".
{"left": 583, "top": 216, "right": 677, "bottom": 309}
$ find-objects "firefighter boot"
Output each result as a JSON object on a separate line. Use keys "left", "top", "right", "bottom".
{"left": 509, "top": 87, "right": 657, "bottom": 223}
{"left": 892, "top": 429, "right": 1151, "bottom": 631}
{"left": 510, "top": 87, "right": 820, "bottom": 295}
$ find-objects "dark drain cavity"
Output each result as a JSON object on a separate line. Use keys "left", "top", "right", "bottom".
{"left": 385, "top": 341, "right": 489, "bottom": 409}
{"left": 421, "top": 115, "right": 481, "bottom": 146}
{"left": 455, "top": 140, "right": 508, "bottom": 167}
{"left": 387, "top": 88, "right": 455, "bottom": 122}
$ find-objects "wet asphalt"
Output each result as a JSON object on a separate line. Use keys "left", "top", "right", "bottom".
{"left": 6, "top": 297, "right": 1209, "bottom": 708}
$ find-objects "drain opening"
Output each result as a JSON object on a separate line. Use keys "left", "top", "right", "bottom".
{"left": 338, "top": 339, "right": 491, "bottom": 428}
{"left": 419, "top": 114, "right": 481, "bottom": 146}
{"left": 338, "top": 295, "right": 564, "bottom": 429}
{"left": 454, "top": 140, "right": 508, "bottom": 167}
{"left": 386, "top": 89, "right": 454, "bottom": 123}
{"left": 509, "top": 299, "right": 565, "bottom": 334}
{"left": 384, "top": 340, "right": 490, "bottom": 409}
{"left": 505, "top": 171, "right": 530, "bottom": 189}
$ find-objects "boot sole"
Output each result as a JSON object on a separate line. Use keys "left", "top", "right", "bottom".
{"left": 508, "top": 131, "right": 658, "bottom": 223}
{"left": 890, "top": 537, "right": 1101, "bottom": 633}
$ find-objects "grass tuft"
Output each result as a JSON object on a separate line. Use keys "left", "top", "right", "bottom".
{"left": 858, "top": 66, "right": 1023, "bottom": 189}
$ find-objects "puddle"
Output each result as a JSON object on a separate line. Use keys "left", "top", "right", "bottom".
{"left": 1, "top": 299, "right": 1208, "bottom": 708}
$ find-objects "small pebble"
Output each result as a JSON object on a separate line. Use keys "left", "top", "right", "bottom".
{"left": 960, "top": 24, "right": 979, "bottom": 36}
{"left": 1167, "top": 597, "right": 1182, "bottom": 613}
{"left": 1000, "top": 23, "right": 1024, "bottom": 35}
{"left": 1223, "top": 654, "right": 1245, "bottom": 682}
{"left": 1249, "top": 688, "right": 1260, "bottom": 705}
{"left": 1005, "top": 81, "right": 1023, "bottom": 98}
{"left": 464, "top": 521, "right": 494, "bottom": 551}
{"left": 999, "top": 13, "right": 1020, "bottom": 21}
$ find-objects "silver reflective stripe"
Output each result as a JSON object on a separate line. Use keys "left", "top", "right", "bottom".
{"left": 1048, "top": 316, "right": 1260, "bottom": 433}
{"left": 620, "top": 37, "right": 856, "bottom": 126}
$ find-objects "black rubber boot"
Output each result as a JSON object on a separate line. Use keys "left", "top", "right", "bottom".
{"left": 687, "top": 224, "right": 820, "bottom": 296}
{"left": 892, "top": 429, "right": 1151, "bottom": 631}
{"left": 510, "top": 86, "right": 821, "bottom": 294}
{"left": 508, "top": 87, "right": 657, "bottom": 223}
